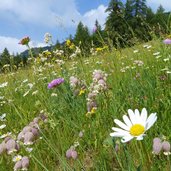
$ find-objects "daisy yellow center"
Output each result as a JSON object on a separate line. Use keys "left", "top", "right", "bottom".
{"left": 130, "top": 124, "right": 145, "bottom": 136}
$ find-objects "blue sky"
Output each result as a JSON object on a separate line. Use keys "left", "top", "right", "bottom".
{"left": 0, "top": 0, "right": 170, "bottom": 54}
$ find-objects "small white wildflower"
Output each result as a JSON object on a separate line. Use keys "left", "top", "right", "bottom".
{"left": 0, "top": 82, "right": 8, "bottom": 88}
{"left": 120, "top": 68, "right": 126, "bottom": 72}
{"left": 74, "top": 141, "right": 80, "bottom": 147}
{"left": 23, "top": 90, "right": 30, "bottom": 97}
{"left": 40, "top": 57, "right": 47, "bottom": 62}
{"left": 143, "top": 44, "right": 148, "bottom": 48}
{"left": 153, "top": 52, "right": 160, "bottom": 56}
{"left": 133, "top": 50, "right": 139, "bottom": 53}
{"left": 32, "top": 90, "right": 38, "bottom": 95}
{"left": 0, "top": 132, "right": 12, "bottom": 139}
{"left": 44, "top": 32, "right": 52, "bottom": 44}
{"left": 147, "top": 45, "right": 152, "bottom": 49}
{"left": 51, "top": 93, "right": 57, "bottom": 97}
{"left": 23, "top": 79, "right": 28, "bottom": 83}
{"left": 163, "top": 58, "right": 170, "bottom": 62}
{"left": 0, "top": 96, "right": 4, "bottom": 100}
{"left": 166, "top": 71, "right": 171, "bottom": 74}
{"left": 0, "top": 113, "right": 6, "bottom": 121}
{"left": 96, "top": 61, "right": 102, "bottom": 64}
{"left": 13, "top": 155, "right": 22, "bottom": 162}
{"left": 28, "top": 83, "right": 34, "bottom": 89}
{"left": 26, "top": 147, "right": 33, "bottom": 153}
{"left": 0, "top": 124, "right": 6, "bottom": 129}
{"left": 155, "top": 55, "right": 161, "bottom": 59}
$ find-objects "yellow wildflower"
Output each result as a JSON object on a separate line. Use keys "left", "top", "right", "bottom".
{"left": 69, "top": 43, "right": 75, "bottom": 50}
{"left": 86, "top": 107, "right": 97, "bottom": 117}
{"left": 66, "top": 39, "right": 71, "bottom": 47}
{"left": 79, "top": 89, "right": 85, "bottom": 96}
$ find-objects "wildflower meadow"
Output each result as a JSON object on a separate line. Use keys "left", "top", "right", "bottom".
{"left": 0, "top": 35, "right": 170, "bottom": 171}
{"left": 0, "top": 0, "right": 171, "bottom": 170}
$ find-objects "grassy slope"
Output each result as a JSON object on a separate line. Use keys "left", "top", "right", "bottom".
{"left": 0, "top": 40, "right": 171, "bottom": 170}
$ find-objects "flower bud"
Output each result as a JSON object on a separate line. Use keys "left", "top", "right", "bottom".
{"left": 152, "top": 140, "right": 162, "bottom": 155}
{"left": 14, "top": 161, "right": 22, "bottom": 171}
{"left": 162, "top": 141, "right": 171, "bottom": 155}
{"left": 22, "top": 156, "right": 29, "bottom": 169}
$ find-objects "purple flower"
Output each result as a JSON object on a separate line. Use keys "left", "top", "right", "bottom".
{"left": 48, "top": 78, "right": 64, "bottom": 89}
{"left": 163, "top": 38, "right": 171, "bottom": 44}
{"left": 66, "top": 148, "right": 78, "bottom": 160}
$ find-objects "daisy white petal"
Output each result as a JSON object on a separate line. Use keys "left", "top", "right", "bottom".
{"left": 121, "top": 136, "right": 133, "bottom": 143}
{"left": 128, "top": 109, "right": 136, "bottom": 124}
{"left": 123, "top": 115, "right": 132, "bottom": 127}
{"left": 110, "top": 132, "right": 127, "bottom": 137}
{"left": 141, "top": 108, "right": 148, "bottom": 125}
{"left": 114, "top": 119, "right": 130, "bottom": 131}
{"left": 146, "top": 113, "right": 157, "bottom": 130}
{"left": 136, "top": 135, "right": 144, "bottom": 140}
{"left": 112, "top": 127, "right": 130, "bottom": 135}
{"left": 135, "top": 109, "right": 141, "bottom": 122}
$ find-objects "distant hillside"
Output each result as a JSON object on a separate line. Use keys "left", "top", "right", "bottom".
{"left": 20, "top": 45, "right": 54, "bottom": 57}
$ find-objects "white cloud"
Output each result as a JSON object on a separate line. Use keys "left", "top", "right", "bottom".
{"left": 0, "top": 0, "right": 107, "bottom": 29}
{"left": 0, "top": 36, "right": 46, "bottom": 54}
{"left": 147, "top": 0, "right": 171, "bottom": 12}
{"left": 83, "top": 5, "right": 108, "bottom": 30}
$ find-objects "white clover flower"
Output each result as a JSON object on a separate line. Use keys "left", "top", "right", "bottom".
{"left": 110, "top": 108, "right": 157, "bottom": 143}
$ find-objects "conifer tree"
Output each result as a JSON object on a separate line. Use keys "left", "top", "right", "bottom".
{"left": 105, "top": 0, "right": 128, "bottom": 47}
{"left": 156, "top": 4, "right": 165, "bottom": 14}
{"left": 74, "top": 21, "right": 91, "bottom": 54}
{"left": 154, "top": 5, "right": 168, "bottom": 34}
{"left": 125, "top": 0, "right": 134, "bottom": 20}
{"left": 0, "top": 48, "right": 11, "bottom": 67}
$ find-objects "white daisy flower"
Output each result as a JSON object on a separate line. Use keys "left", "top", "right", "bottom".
{"left": 110, "top": 108, "right": 157, "bottom": 143}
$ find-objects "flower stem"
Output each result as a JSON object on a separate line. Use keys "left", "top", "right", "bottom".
{"left": 27, "top": 45, "right": 34, "bottom": 58}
